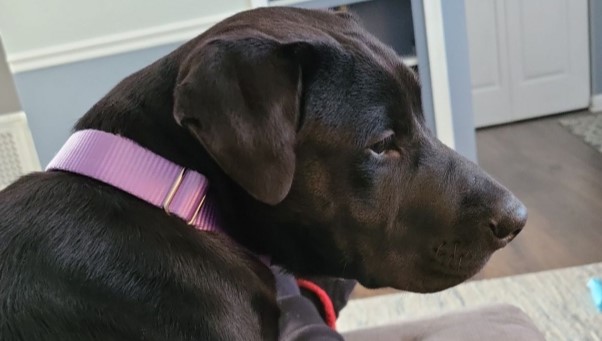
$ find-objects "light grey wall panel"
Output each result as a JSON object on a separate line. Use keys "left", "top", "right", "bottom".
{"left": 13, "top": 43, "right": 181, "bottom": 166}
{"left": 441, "top": 0, "right": 477, "bottom": 161}
{"left": 411, "top": 0, "right": 476, "bottom": 161}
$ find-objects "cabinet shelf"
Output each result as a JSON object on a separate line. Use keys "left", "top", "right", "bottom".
{"left": 402, "top": 55, "right": 418, "bottom": 67}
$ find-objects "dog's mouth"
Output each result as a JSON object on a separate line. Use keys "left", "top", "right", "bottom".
{"left": 402, "top": 257, "right": 489, "bottom": 293}
{"left": 431, "top": 240, "right": 491, "bottom": 270}
{"left": 354, "top": 239, "right": 493, "bottom": 293}
{"left": 431, "top": 241, "right": 489, "bottom": 270}
{"left": 411, "top": 241, "right": 493, "bottom": 292}
{"left": 371, "top": 241, "right": 493, "bottom": 293}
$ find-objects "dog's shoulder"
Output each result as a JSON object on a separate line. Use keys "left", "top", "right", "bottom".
{"left": 0, "top": 173, "right": 278, "bottom": 340}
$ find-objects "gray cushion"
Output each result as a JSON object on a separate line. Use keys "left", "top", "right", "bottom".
{"left": 342, "top": 303, "right": 545, "bottom": 341}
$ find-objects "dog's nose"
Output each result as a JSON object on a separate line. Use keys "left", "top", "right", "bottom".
{"left": 489, "top": 197, "right": 527, "bottom": 244}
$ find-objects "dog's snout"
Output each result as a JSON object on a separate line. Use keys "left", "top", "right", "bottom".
{"left": 489, "top": 197, "right": 527, "bottom": 244}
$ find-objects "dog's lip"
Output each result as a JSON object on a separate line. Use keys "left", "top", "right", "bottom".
{"left": 429, "top": 262, "right": 482, "bottom": 278}
{"left": 427, "top": 245, "right": 491, "bottom": 279}
{"left": 404, "top": 268, "right": 470, "bottom": 293}
{"left": 376, "top": 252, "right": 490, "bottom": 293}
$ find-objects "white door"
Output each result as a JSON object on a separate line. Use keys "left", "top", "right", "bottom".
{"left": 466, "top": 0, "right": 590, "bottom": 127}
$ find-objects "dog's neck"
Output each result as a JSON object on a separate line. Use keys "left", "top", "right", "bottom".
{"left": 74, "top": 51, "right": 206, "bottom": 171}
{"left": 73, "top": 54, "right": 273, "bottom": 257}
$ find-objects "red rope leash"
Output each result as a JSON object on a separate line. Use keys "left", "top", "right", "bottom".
{"left": 296, "top": 279, "right": 337, "bottom": 330}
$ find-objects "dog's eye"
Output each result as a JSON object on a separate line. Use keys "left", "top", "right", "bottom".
{"left": 368, "top": 134, "right": 396, "bottom": 156}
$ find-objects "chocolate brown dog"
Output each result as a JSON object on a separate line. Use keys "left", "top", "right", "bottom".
{"left": 0, "top": 7, "right": 527, "bottom": 340}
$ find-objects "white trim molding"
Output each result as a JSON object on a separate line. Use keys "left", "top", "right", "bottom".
{"left": 590, "top": 94, "right": 602, "bottom": 113}
{"left": 7, "top": 12, "right": 238, "bottom": 74}
{"left": 6, "top": 0, "right": 376, "bottom": 74}
{"left": 250, "top": 0, "right": 269, "bottom": 7}
{"left": 422, "top": 0, "right": 455, "bottom": 149}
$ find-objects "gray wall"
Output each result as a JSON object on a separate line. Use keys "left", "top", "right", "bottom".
{"left": 12, "top": 0, "right": 476, "bottom": 165}
{"left": 0, "top": 37, "right": 22, "bottom": 114}
{"left": 590, "top": 0, "right": 602, "bottom": 95}
{"left": 13, "top": 43, "right": 181, "bottom": 166}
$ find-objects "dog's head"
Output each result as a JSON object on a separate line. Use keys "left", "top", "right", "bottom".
{"left": 172, "top": 8, "right": 527, "bottom": 292}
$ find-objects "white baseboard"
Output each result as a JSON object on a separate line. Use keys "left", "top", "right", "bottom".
{"left": 7, "top": 11, "right": 237, "bottom": 74}
{"left": 590, "top": 94, "right": 602, "bottom": 113}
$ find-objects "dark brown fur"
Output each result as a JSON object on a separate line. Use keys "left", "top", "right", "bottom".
{"left": 0, "top": 7, "right": 526, "bottom": 340}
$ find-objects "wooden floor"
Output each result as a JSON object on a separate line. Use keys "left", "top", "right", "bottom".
{"left": 353, "top": 111, "right": 602, "bottom": 298}
{"left": 474, "top": 111, "right": 602, "bottom": 278}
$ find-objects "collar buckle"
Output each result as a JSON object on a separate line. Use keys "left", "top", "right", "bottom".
{"left": 162, "top": 167, "right": 206, "bottom": 225}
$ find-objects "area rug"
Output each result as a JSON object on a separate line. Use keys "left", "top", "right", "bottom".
{"left": 560, "top": 112, "right": 602, "bottom": 153}
{"left": 338, "top": 262, "right": 602, "bottom": 341}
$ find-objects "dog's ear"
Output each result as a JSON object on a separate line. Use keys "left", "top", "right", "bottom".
{"left": 173, "top": 37, "right": 312, "bottom": 205}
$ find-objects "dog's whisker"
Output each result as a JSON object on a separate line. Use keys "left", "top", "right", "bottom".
{"left": 342, "top": 258, "right": 349, "bottom": 273}
{"left": 435, "top": 242, "right": 444, "bottom": 257}
{"left": 458, "top": 255, "right": 463, "bottom": 269}
{"left": 453, "top": 243, "right": 457, "bottom": 260}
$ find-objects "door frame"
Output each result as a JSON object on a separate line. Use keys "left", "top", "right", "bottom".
{"left": 413, "top": 0, "right": 477, "bottom": 161}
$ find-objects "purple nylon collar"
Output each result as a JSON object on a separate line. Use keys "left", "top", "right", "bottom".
{"left": 46, "top": 129, "right": 220, "bottom": 232}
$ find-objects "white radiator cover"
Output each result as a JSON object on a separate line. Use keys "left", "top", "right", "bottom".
{"left": 0, "top": 111, "right": 41, "bottom": 189}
